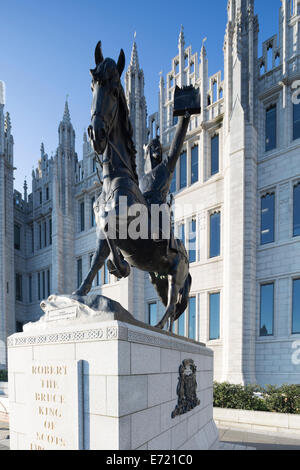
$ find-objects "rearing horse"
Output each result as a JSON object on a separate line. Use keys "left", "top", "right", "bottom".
{"left": 74, "top": 42, "right": 192, "bottom": 331}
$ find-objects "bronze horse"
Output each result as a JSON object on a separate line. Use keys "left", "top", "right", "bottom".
{"left": 74, "top": 42, "right": 193, "bottom": 331}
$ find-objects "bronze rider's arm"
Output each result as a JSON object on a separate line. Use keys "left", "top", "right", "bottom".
{"left": 166, "top": 112, "right": 191, "bottom": 174}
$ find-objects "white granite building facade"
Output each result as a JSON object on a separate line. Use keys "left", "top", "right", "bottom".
{"left": 1, "top": 0, "right": 300, "bottom": 386}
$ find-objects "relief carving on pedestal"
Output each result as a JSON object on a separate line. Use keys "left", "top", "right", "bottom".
{"left": 171, "top": 359, "right": 200, "bottom": 419}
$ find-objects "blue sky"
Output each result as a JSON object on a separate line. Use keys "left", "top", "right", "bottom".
{"left": 1, "top": 0, "right": 281, "bottom": 192}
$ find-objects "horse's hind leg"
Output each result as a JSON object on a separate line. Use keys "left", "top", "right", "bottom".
{"left": 155, "top": 273, "right": 180, "bottom": 330}
{"left": 73, "top": 234, "right": 110, "bottom": 296}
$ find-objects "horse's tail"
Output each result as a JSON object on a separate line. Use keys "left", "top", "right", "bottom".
{"left": 174, "top": 273, "right": 192, "bottom": 322}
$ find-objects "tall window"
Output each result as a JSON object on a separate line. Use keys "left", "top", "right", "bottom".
{"left": 46, "top": 186, "right": 49, "bottom": 201}
{"left": 92, "top": 157, "right": 97, "bottom": 173}
{"left": 77, "top": 258, "right": 82, "bottom": 288}
{"left": 209, "top": 293, "right": 220, "bottom": 340}
{"left": 211, "top": 134, "right": 219, "bottom": 176}
{"left": 210, "top": 211, "right": 221, "bottom": 258}
{"left": 180, "top": 151, "right": 187, "bottom": 189}
{"left": 293, "top": 103, "right": 300, "bottom": 141}
{"left": 188, "top": 297, "right": 196, "bottom": 340}
{"left": 170, "top": 167, "right": 176, "bottom": 194}
{"left": 39, "top": 223, "right": 42, "bottom": 250}
{"left": 260, "top": 283, "right": 274, "bottom": 337}
{"left": 265, "top": 104, "right": 276, "bottom": 152}
{"left": 16, "top": 274, "right": 22, "bottom": 301}
{"left": 103, "top": 260, "right": 109, "bottom": 285}
{"left": 178, "top": 311, "right": 185, "bottom": 337}
{"left": 91, "top": 197, "right": 96, "bottom": 227}
{"left": 47, "top": 269, "right": 51, "bottom": 297}
{"left": 191, "top": 145, "right": 199, "bottom": 185}
{"left": 189, "top": 219, "right": 196, "bottom": 263}
{"left": 44, "top": 221, "right": 47, "bottom": 247}
{"left": 31, "top": 225, "right": 34, "bottom": 252}
{"left": 80, "top": 202, "right": 85, "bottom": 232}
{"left": 292, "top": 279, "right": 300, "bottom": 334}
{"left": 29, "top": 275, "right": 32, "bottom": 303}
{"left": 148, "top": 303, "right": 157, "bottom": 326}
{"left": 42, "top": 271, "right": 46, "bottom": 299}
{"left": 38, "top": 272, "right": 41, "bottom": 300}
{"left": 49, "top": 218, "right": 52, "bottom": 245}
{"left": 261, "top": 193, "right": 275, "bottom": 245}
{"left": 39, "top": 190, "right": 42, "bottom": 205}
{"left": 14, "top": 224, "right": 21, "bottom": 250}
{"left": 294, "top": 183, "right": 300, "bottom": 237}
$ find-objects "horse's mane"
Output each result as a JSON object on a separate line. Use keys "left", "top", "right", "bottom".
{"left": 92, "top": 57, "right": 139, "bottom": 184}
{"left": 118, "top": 85, "right": 139, "bottom": 184}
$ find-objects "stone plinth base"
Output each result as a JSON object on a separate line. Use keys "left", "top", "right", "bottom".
{"left": 8, "top": 319, "right": 218, "bottom": 450}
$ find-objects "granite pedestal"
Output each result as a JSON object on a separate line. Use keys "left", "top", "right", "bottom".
{"left": 7, "top": 298, "right": 219, "bottom": 450}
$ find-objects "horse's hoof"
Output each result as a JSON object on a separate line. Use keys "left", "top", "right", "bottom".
{"left": 155, "top": 321, "right": 164, "bottom": 330}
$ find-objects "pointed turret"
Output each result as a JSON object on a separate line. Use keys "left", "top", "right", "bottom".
{"left": 58, "top": 99, "right": 75, "bottom": 150}
{"left": 63, "top": 99, "right": 71, "bottom": 123}
{"left": 130, "top": 34, "right": 139, "bottom": 70}
{"left": 4, "top": 112, "right": 11, "bottom": 135}
{"left": 125, "top": 37, "right": 147, "bottom": 180}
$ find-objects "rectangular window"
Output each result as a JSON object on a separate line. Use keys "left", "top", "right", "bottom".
{"left": 170, "top": 167, "right": 176, "bottom": 194}
{"left": 77, "top": 258, "right": 82, "bottom": 288}
{"left": 47, "top": 269, "right": 50, "bottom": 297}
{"left": 209, "top": 292, "right": 220, "bottom": 340}
{"left": 80, "top": 202, "right": 85, "bottom": 232}
{"left": 189, "top": 219, "right": 196, "bottom": 263}
{"left": 292, "top": 279, "right": 300, "bottom": 334}
{"left": 260, "top": 283, "right": 274, "bottom": 337}
{"left": 46, "top": 186, "right": 49, "bottom": 201}
{"left": 49, "top": 218, "right": 52, "bottom": 245}
{"left": 191, "top": 145, "right": 199, "bottom": 185}
{"left": 14, "top": 224, "right": 21, "bottom": 250}
{"left": 44, "top": 221, "right": 47, "bottom": 247}
{"left": 293, "top": 103, "right": 300, "bottom": 141}
{"left": 16, "top": 274, "right": 22, "bottom": 301}
{"left": 178, "top": 311, "right": 185, "bottom": 337}
{"left": 104, "top": 260, "right": 109, "bottom": 285}
{"left": 261, "top": 193, "right": 275, "bottom": 245}
{"left": 38, "top": 272, "right": 41, "bottom": 300}
{"left": 42, "top": 271, "right": 46, "bottom": 299}
{"left": 188, "top": 297, "right": 196, "bottom": 340}
{"left": 39, "top": 223, "right": 42, "bottom": 249}
{"left": 148, "top": 303, "right": 157, "bottom": 326}
{"left": 39, "top": 190, "right": 42, "bottom": 205}
{"left": 265, "top": 105, "right": 276, "bottom": 152}
{"left": 211, "top": 134, "right": 219, "bottom": 176}
{"left": 91, "top": 197, "right": 96, "bottom": 227}
{"left": 210, "top": 211, "right": 221, "bottom": 258}
{"left": 294, "top": 183, "right": 300, "bottom": 237}
{"left": 29, "top": 275, "right": 32, "bottom": 303}
{"left": 31, "top": 225, "right": 34, "bottom": 252}
{"left": 180, "top": 151, "right": 187, "bottom": 189}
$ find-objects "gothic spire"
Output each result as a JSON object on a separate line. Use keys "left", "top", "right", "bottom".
{"left": 63, "top": 98, "right": 71, "bottom": 123}
{"left": 130, "top": 33, "right": 139, "bottom": 70}
{"left": 178, "top": 25, "right": 185, "bottom": 49}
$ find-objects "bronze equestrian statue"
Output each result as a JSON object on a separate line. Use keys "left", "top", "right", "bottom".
{"left": 73, "top": 41, "right": 200, "bottom": 332}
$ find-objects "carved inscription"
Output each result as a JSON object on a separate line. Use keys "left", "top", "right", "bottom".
{"left": 28, "top": 360, "right": 82, "bottom": 450}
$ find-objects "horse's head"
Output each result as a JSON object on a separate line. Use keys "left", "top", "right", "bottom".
{"left": 89, "top": 41, "right": 125, "bottom": 155}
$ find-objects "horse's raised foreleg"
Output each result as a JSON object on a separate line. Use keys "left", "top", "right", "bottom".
{"left": 72, "top": 234, "right": 110, "bottom": 296}
{"left": 155, "top": 273, "right": 180, "bottom": 330}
